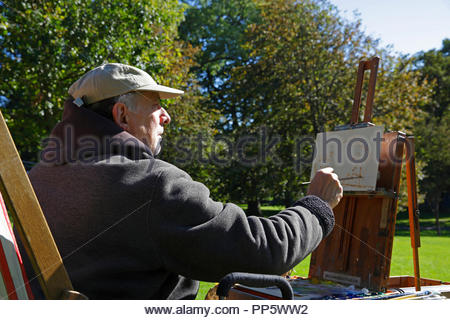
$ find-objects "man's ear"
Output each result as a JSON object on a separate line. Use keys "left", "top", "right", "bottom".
{"left": 112, "top": 102, "right": 129, "bottom": 130}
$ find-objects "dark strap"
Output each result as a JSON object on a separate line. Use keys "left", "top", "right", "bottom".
{"left": 217, "top": 272, "right": 294, "bottom": 300}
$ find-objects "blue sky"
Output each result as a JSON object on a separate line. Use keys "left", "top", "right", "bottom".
{"left": 329, "top": 0, "right": 450, "bottom": 55}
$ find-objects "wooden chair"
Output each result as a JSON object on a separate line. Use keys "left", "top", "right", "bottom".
{"left": 0, "top": 109, "right": 86, "bottom": 300}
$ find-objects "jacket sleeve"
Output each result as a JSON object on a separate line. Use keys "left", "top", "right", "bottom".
{"left": 147, "top": 163, "right": 334, "bottom": 282}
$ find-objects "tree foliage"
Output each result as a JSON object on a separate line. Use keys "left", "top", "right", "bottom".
{"left": 179, "top": 0, "right": 260, "bottom": 124}
{"left": 413, "top": 39, "right": 450, "bottom": 233}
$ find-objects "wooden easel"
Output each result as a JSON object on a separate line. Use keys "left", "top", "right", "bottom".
{"left": 308, "top": 57, "right": 422, "bottom": 292}
{"left": 0, "top": 109, "right": 85, "bottom": 299}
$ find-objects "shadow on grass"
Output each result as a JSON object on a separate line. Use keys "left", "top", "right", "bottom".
{"left": 395, "top": 207, "right": 450, "bottom": 237}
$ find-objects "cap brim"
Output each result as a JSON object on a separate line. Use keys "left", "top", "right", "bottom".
{"left": 136, "top": 84, "right": 184, "bottom": 99}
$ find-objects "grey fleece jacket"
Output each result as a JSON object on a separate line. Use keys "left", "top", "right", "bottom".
{"left": 27, "top": 99, "right": 334, "bottom": 299}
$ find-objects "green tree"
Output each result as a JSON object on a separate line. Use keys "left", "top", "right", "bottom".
{"left": 180, "top": 0, "right": 432, "bottom": 215}
{"left": 179, "top": 0, "right": 263, "bottom": 207}
{"left": 414, "top": 39, "right": 450, "bottom": 234}
{"left": 0, "top": 0, "right": 215, "bottom": 168}
{"left": 179, "top": 0, "right": 260, "bottom": 128}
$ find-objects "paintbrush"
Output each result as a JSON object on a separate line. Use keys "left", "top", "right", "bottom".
{"left": 390, "top": 290, "right": 431, "bottom": 300}
{"left": 301, "top": 176, "right": 362, "bottom": 185}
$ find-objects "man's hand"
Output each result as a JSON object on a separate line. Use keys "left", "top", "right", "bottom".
{"left": 307, "top": 167, "right": 343, "bottom": 209}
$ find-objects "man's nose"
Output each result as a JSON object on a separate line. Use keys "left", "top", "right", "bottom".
{"left": 161, "top": 107, "right": 171, "bottom": 125}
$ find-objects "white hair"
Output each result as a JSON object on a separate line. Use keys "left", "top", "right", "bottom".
{"left": 117, "top": 92, "right": 140, "bottom": 111}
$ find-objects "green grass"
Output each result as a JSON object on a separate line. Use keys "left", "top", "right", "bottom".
{"left": 390, "top": 236, "right": 450, "bottom": 279}
{"left": 195, "top": 205, "right": 450, "bottom": 299}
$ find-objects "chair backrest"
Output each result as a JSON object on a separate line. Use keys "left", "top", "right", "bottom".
{"left": 0, "top": 109, "right": 85, "bottom": 299}
{"left": 0, "top": 191, "right": 33, "bottom": 299}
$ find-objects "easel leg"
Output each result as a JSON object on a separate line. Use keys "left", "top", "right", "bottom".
{"left": 405, "top": 137, "right": 421, "bottom": 291}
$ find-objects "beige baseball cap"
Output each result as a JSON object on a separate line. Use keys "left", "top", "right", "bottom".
{"left": 68, "top": 63, "right": 184, "bottom": 105}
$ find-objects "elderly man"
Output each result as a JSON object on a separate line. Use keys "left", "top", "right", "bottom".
{"left": 28, "top": 63, "right": 342, "bottom": 299}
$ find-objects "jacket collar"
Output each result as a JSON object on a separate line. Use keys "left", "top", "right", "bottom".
{"left": 40, "top": 99, "right": 153, "bottom": 165}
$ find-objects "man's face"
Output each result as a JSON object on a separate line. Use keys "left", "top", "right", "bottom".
{"left": 124, "top": 92, "right": 171, "bottom": 155}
